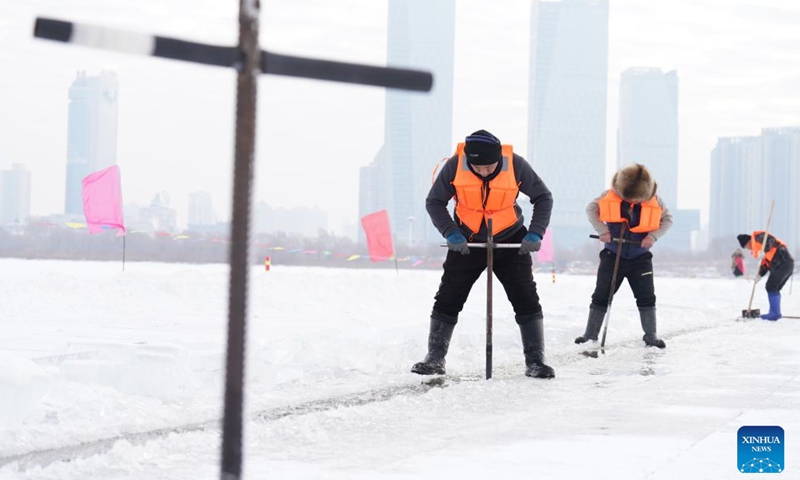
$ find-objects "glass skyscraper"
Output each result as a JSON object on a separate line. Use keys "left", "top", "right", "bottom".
{"left": 527, "top": 0, "right": 609, "bottom": 249}
{"left": 65, "top": 70, "right": 119, "bottom": 215}
{"left": 617, "top": 68, "right": 679, "bottom": 209}
{"left": 0, "top": 163, "right": 32, "bottom": 225}
{"left": 710, "top": 128, "right": 800, "bottom": 252}
{"left": 359, "top": 0, "right": 455, "bottom": 245}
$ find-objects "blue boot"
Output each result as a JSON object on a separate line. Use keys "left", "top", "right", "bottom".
{"left": 760, "top": 292, "right": 782, "bottom": 321}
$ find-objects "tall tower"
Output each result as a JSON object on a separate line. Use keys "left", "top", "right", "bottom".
{"left": 187, "top": 191, "right": 216, "bottom": 231}
{"left": 0, "top": 163, "right": 32, "bottom": 225}
{"left": 760, "top": 128, "right": 800, "bottom": 252}
{"left": 359, "top": 0, "right": 455, "bottom": 245}
{"left": 528, "top": 0, "right": 609, "bottom": 249}
{"left": 65, "top": 70, "right": 119, "bottom": 215}
{"left": 710, "top": 128, "right": 800, "bottom": 253}
{"left": 709, "top": 137, "right": 761, "bottom": 244}
{"left": 617, "top": 68, "right": 679, "bottom": 209}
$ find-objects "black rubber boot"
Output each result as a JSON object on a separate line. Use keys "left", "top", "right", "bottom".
{"left": 575, "top": 305, "right": 605, "bottom": 344}
{"left": 640, "top": 307, "right": 666, "bottom": 348}
{"left": 411, "top": 313, "right": 456, "bottom": 375}
{"left": 518, "top": 313, "right": 555, "bottom": 379}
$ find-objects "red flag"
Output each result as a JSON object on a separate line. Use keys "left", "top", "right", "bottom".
{"left": 360, "top": 210, "right": 394, "bottom": 262}
{"left": 82, "top": 166, "right": 126, "bottom": 235}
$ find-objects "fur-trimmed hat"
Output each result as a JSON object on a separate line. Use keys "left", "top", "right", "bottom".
{"left": 464, "top": 130, "right": 502, "bottom": 165}
{"left": 612, "top": 164, "right": 657, "bottom": 203}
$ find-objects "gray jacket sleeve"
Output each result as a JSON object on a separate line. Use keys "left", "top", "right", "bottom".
{"left": 514, "top": 155, "right": 553, "bottom": 238}
{"left": 586, "top": 191, "right": 609, "bottom": 235}
{"left": 648, "top": 195, "right": 673, "bottom": 240}
{"left": 425, "top": 156, "right": 460, "bottom": 238}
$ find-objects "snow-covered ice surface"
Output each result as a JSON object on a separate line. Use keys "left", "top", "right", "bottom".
{"left": 1, "top": 258, "right": 798, "bottom": 479}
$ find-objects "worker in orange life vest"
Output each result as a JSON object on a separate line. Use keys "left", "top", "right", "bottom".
{"left": 411, "top": 129, "right": 555, "bottom": 378}
{"left": 737, "top": 232, "right": 794, "bottom": 320}
{"left": 576, "top": 164, "right": 673, "bottom": 348}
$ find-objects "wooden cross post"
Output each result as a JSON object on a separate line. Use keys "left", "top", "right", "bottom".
{"left": 33, "top": 4, "right": 433, "bottom": 479}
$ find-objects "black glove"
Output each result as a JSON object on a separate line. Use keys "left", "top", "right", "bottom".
{"left": 446, "top": 232, "right": 469, "bottom": 255}
{"left": 518, "top": 232, "right": 542, "bottom": 255}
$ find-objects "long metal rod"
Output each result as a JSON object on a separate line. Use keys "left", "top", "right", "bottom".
{"left": 589, "top": 234, "right": 640, "bottom": 246}
{"left": 439, "top": 243, "right": 520, "bottom": 248}
{"left": 599, "top": 224, "right": 628, "bottom": 349}
{"left": 485, "top": 219, "right": 494, "bottom": 380}
{"left": 220, "top": 1, "right": 259, "bottom": 479}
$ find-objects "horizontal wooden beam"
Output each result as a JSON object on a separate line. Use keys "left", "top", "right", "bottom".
{"left": 33, "top": 17, "right": 433, "bottom": 92}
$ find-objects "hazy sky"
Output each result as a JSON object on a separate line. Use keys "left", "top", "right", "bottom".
{"left": 2, "top": 0, "right": 799, "bottom": 235}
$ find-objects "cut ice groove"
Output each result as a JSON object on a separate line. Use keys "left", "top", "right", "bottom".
{"left": 1, "top": 321, "right": 723, "bottom": 472}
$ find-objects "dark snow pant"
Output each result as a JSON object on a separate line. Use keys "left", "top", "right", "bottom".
{"left": 591, "top": 249, "right": 655, "bottom": 309}
{"left": 432, "top": 229, "right": 541, "bottom": 323}
{"left": 766, "top": 259, "right": 794, "bottom": 293}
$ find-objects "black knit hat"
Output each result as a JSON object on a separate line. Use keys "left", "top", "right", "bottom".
{"left": 464, "top": 130, "right": 502, "bottom": 165}
{"left": 737, "top": 234, "right": 751, "bottom": 248}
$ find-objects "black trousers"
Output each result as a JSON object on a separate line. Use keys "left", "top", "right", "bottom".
{"left": 766, "top": 259, "right": 795, "bottom": 293}
{"left": 432, "top": 229, "right": 541, "bottom": 322}
{"left": 590, "top": 249, "right": 656, "bottom": 309}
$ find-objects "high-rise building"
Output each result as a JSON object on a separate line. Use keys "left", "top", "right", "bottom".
{"left": 187, "top": 191, "right": 217, "bottom": 231}
{"left": 617, "top": 68, "right": 679, "bottom": 208}
{"left": 126, "top": 192, "right": 177, "bottom": 233}
{"left": 253, "top": 202, "right": 328, "bottom": 237}
{"left": 709, "top": 136, "right": 761, "bottom": 244}
{"left": 528, "top": 0, "right": 609, "bottom": 250}
{"left": 0, "top": 163, "right": 32, "bottom": 225}
{"left": 760, "top": 128, "right": 800, "bottom": 251}
{"left": 709, "top": 128, "right": 800, "bottom": 252}
{"left": 65, "top": 71, "right": 119, "bottom": 215}
{"left": 617, "top": 68, "right": 697, "bottom": 251}
{"left": 359, "top": 0, "right": 455, "bottom": 245}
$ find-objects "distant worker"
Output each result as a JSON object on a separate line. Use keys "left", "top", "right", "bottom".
{"left": 731, "top": 248, "right": 745, "bottom": 277}
{"left": 737, "top": 232, "right": 794, "bottom": 320}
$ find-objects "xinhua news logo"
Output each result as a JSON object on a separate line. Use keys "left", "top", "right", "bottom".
{"left": 738, "top": 426, "right": 784, "bottom": 474}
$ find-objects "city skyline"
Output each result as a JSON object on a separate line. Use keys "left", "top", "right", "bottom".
{"left": 2, "top": 0, "right": 800, "bottom": 239}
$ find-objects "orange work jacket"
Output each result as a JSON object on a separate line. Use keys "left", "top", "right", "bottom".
{"left": 451, "top": 143, "right": 518, "bottom": 236}
{"left": 749, "top": 231, "right": 786, "bottom": 264}
{"left": 597, "top": 190, "right": 661, "bottom": 233}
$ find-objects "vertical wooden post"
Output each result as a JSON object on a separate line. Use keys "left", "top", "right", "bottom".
{"left": 220, "top": 1, "right": 260, "bottom": 478}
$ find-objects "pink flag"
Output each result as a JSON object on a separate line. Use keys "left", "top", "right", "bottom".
{"left": 360, "top": 210, "right": 394, "bottom": 262}
{"left": 535, "top": 228, "right": 554, "bottom": 263}
{"left": 82, "top": 166, "right": 126, "bottom": 235}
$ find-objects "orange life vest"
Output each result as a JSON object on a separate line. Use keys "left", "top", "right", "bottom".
{"left": 451, "top": 143, "right": 518, "bottom": 236}
{"left": 749, "top": 231, "right": 786, "bottom": 263}
{"left": 597, "top": 190, "right": 661, "bottom": 233}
